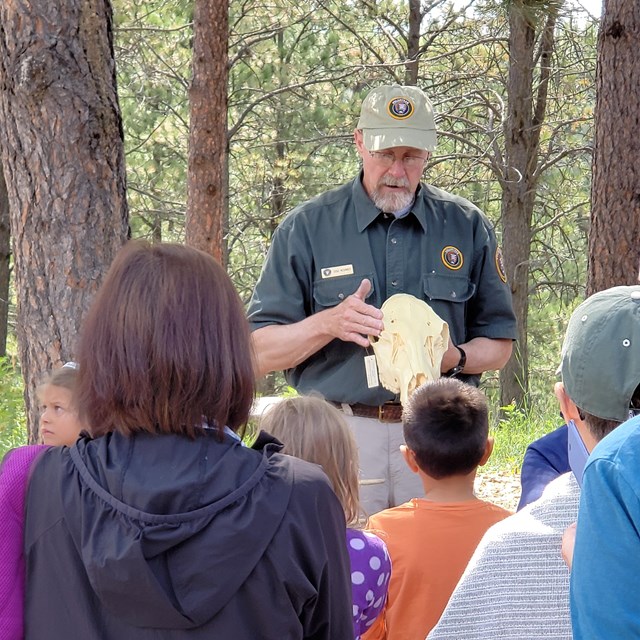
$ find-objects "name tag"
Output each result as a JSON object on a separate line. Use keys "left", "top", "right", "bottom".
{"left": 321, "top": 264, "right": 354, "bottom": 279}
{"left": 364, "top": 355, "right": 380, "bottom": 388}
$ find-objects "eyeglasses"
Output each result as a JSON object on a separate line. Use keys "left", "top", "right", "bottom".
{"left": 368, "top": 151, "right": 428, "bottom": 169}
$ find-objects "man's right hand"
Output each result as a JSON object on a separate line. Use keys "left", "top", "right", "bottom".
{"left": 251, "top": 279, "right": 384, "bottom": 377}
{"left": 325, "top": 278, "right": 384, "bottom": 348}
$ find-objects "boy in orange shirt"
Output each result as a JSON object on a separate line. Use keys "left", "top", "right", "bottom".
{"left": 363, "top": 378, "right": 511, "bottom": 640}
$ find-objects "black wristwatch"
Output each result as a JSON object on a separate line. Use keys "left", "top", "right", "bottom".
{"left": 445, "top": 346, "right": 466, "bottom": 377}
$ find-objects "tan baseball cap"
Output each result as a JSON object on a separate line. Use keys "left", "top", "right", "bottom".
{"left": 357, "top": 84, "right": 437, "bottom": 152}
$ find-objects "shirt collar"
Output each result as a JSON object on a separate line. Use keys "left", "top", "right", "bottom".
{"left": 201, "top": 423, "right": 244, "bottom": 445}
{"left": 353, "top": 173, "right": 381, "bottom": 232}
{"left": 352, "top": 172, "right": 428, "bottom": 234}
{"left": 410, "top": 187, "right": 429, "bottom": 233}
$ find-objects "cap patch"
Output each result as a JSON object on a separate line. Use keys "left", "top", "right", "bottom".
{"left": 441, "top": 246, "right": 463, "bottom": 270}
{"left": 495, "top": 247, "right": 507, "bottom": 283}
{"left": 387, "top": 97, "right": 414, "bottom": 120}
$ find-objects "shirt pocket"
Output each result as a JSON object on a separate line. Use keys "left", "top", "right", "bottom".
{"left": 423, "top": 273, "right": 476, "bottom": 303}
{"left": 312, "top": 274, "right": 376, "bottom": 311}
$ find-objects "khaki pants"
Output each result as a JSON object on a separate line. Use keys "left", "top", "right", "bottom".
{"left": 343, "top": 413, "right": 423, "bottom": 518}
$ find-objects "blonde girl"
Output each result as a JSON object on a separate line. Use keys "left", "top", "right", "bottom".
{"left": 37, "top": 364, "right": 83, "bottom": 446}
{"left": 261, "top": 396, "right": 391, "bottom": 640}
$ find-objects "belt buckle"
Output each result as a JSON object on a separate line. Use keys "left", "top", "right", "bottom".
{"left": 378, "top": 404, "right": 392, "bottom": 422}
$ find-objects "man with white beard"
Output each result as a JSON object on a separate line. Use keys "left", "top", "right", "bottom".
{"left": 247, "top": 85, "right": 516, "bottom": 514}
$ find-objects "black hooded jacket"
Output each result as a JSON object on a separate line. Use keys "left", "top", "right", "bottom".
{"left": 23, "top": 431, "right": 353, "bottom": 639}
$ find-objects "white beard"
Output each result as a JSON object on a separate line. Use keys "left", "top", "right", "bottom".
{"left": 371, "top": 178, "right": 414, "bottom": 214}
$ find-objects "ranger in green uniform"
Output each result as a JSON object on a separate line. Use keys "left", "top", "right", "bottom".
{"left": 248, "top": 85, "right": 517, "bottom": 515}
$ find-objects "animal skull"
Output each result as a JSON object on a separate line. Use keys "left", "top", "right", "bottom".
{"left": 370, "top": 294, "right": 449, "bottom": 405}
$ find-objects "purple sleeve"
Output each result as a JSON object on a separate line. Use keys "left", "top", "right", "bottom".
{"left": 347, "top": 528, "right": 391, "bottom": 639}
{"left": 0, "top": 445, "right": 48, "bottom": 639}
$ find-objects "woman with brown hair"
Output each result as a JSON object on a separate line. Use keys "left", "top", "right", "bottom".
{"left": 6, "top": 242, "right": 352, "bottom": 639}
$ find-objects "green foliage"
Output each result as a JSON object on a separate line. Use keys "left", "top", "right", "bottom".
{"left": 487, "top": 397, "right": 561, "bottom": 473}
{"left": 114, "top": 0, "right": 192, "bottom": 242}
{"left": 108, "top": 0, "right": 599, "bottom": 430}
{"left": 0, "top": 357, "right": 27, "bottom": 459}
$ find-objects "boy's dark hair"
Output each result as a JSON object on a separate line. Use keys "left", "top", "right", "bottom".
{"left": 403, "top": 378, "right": 488, "bottom": 480}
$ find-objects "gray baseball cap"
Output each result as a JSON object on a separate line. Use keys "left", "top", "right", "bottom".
{"left": 356, "top": 85, "right": 437, "bottom": 152}
{"left": 560, "top": 285, "right": 640, "bottom": 421}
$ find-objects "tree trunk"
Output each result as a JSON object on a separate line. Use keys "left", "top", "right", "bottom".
{"left": 0, "top": 0, "right": 129, "bottom": 440}
{"left": 587, "top": 0, "right": 640, "bottom": 294}
{"left": 404, "top": 0, "right": 422, "bottom": 85}
{"left": 185, "top": 0, "right": 228, "bottom": 264}
{"left": 0, "top": 164, "right": 10, "bottom": 357}
{"left": 500, "top": 2, "right": 558, "bottom": 408}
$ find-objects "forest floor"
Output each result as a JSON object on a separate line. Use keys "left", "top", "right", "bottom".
{"left": 475, "top": 470, "right": 521, "bottom": 512}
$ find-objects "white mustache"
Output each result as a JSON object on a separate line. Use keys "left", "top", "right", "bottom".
{"left": 380, "top": 177, "right": 410, "bottom": 188}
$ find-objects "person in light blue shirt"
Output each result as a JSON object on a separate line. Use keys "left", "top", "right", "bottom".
{"left": 567, "top": 287, "right": 640, "bottom": 638}
{"left": 570, "top": 414, "right": 640, "bottom": 637}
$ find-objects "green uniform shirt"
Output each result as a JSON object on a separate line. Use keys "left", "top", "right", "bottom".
{"left": 248, "top": 175, "right": 517, "bottom": 405}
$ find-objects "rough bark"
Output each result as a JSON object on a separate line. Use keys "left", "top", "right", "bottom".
{"left": 0, "top": 0, "right": 129, "bottom": 439}
{"left": 185, "top": 0, "right": 228, "bottom": 264}
{"left": 499, "top": 2, "right": 558, "bottom": 408}
{"left": 587, "top": 0, "right": 640, "bottom": 294}
{"left": 404, "top": 0, "right": 423, "bottom": 85}
{"left": 0, "top": 164, "right": 10, "bottom": 357}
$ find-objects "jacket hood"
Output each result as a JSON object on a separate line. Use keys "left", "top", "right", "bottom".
{"left": 60, "top": 431, "right": 294, "bottom": 629}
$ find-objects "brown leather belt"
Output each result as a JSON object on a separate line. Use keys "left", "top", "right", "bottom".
{"left": 332, "top": 402, "right": 403, "bottom": 423}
